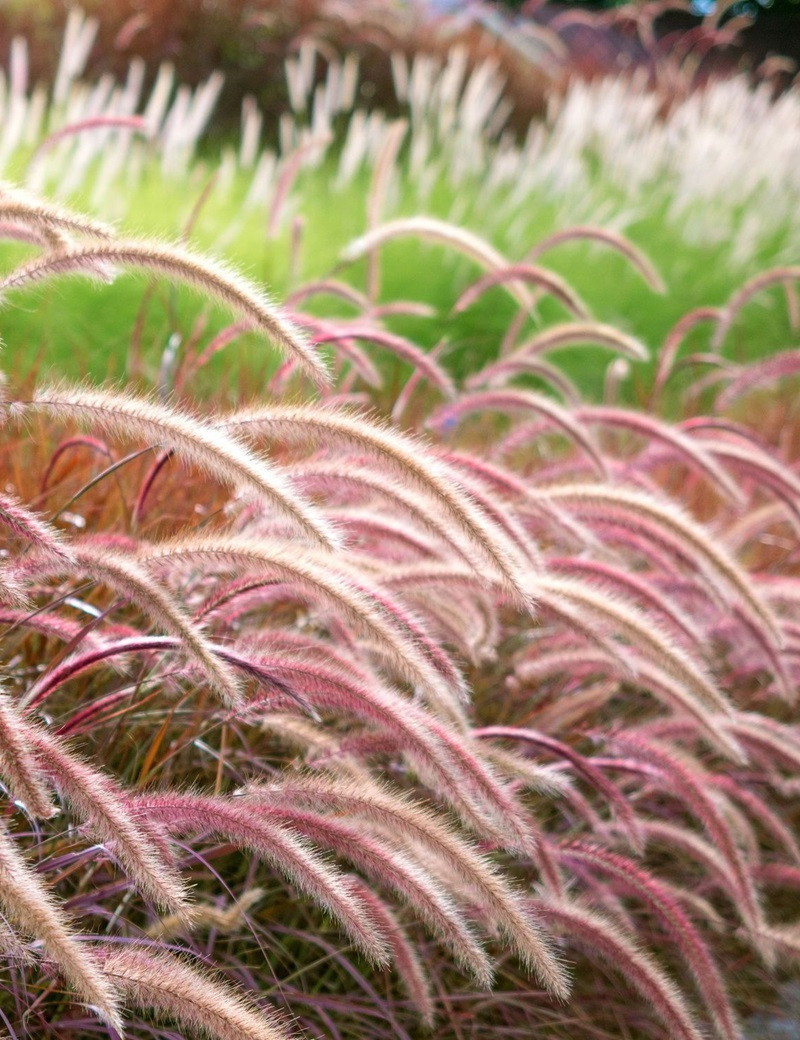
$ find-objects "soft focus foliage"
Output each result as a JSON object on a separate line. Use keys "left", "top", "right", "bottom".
{"left": 0, "top": 11, "right": 799, "bottom": 1040}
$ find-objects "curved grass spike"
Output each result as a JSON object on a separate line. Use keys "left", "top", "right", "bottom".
{"left": 0, "top": 180, "right": 116, "bottom": 242}
{"left": 240, "top": 635, "right": 545, "bottom": 855}
{"left": 573, "top": 406, "right": 745, "bottom": 505}
{"left": 0, "top": 824, "right": 123, "bottom": 1032}
{"left": 23, "top": 723, "right": 190, "bottom": 914}
{"left": 433, "top": 466, "right": 545, "bottom": 572}
{"left": 467, "top": 321, "right": 649, "bottom": 390}
{"left": 536, "top": 575, "right": 734, "bottom": 720}
{"left": 432, "top": 389, "right": 608, "bottom": 477}
{"left": 0, "top": 564, "right": 30, "bottom": 608}
{"left": 474, "top": 726, "right": 642, "bottom": 848}
{"left": 219, "top": 404, "right": 539, "bottom": 611}
{"left": 339, "top": 215, "right": 534, "bottom": 307}
{"left": 470, "top": 355, "right": 583, "bottom": 403}
{"left": 329, "top": 506, "right": 448, "bottom": 558}
{"left": 638, "top": 819, "right": 749, "bottom": 913}
{"left": 291, "top": 461, "right": 500, "bottom": 580}
{"left": 141, "top": 535, "right": 468, "bottom": 719}
{"left": 8, "top": 384, "right": 339, "bottom": 552}
{"left": 559, "top": 843, "right": 741, "bottom": 1040}
{"left": 548, "top": 556, "right": 702, "bottom": 650}
{"left": 609, "top": 733, "right": 765, "bottom": 942}
{"left": 344, "top": 876, "right": 436, "bottom": 1026}
{"left": 525, "top": 225, "right": 666, "bottom": 292}
{"left": 23, "top": 634, "right": 296, "bottom": 712}
{"left": 294, "top": 315, "right": 382, "bottom": 387}
{"left": 30, "top": 114, "right": 149, "bottom": 160}
{"left": 0, "top": 691, "right": 55, "bottom": 818}
{"left": 453, "top": 264, "right": 590, "bottom": 320}
{"left": 246, "top": 801, "right": 495, "bottom": 986}
{"left": 0, "top": 239, "right": 330, "bottom": 388}
{"left": 311, "top": 325, "right": 456, "bottom": 398}
{"left": 246, "top": 772, "right": 569, "bottom": 998}
{"left": 724, "top": 713, "right": 800, "bottom": 772}
{"left": 18, "top": 541, "right": 243, "bottom": 707}
{"left": 652, "top": 306, "right": 722, "bottom": 401}
{"left": 135, "top": 792, "right": 390, "bottom": 966}
{"left": 713, "top": 266, "right": 800, "bottom": 348}
{"left": 711, "top": 775, "right": 800, "bottom": 866}
{"left": 534, "top": 896, "right": 705, "bottom": 1040}
{"left": 715, "top": 349, "right": 800, "bottom": 409}
{"left": 439, "top": 449, "right": 599, "bottom": 551}
{"left": 702, "top": 438, "right": 800, "bottom": 533}
{"left": 543, "top": 483, "right": 783, "bottom": 647}
{"left": 513, "top": 643, "right": 741, "bottom": 760}
{"left": 98, "top": 944, "right": 295, "bottom": 1040}
{"left": 0, "top": 491, "right": 75, "bottom": 560}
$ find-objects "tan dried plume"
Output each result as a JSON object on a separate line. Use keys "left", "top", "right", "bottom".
{"left": 9, "top": 383, "right": 339, "bottom": 552}
{"left": 99, "top": 944, "right": 293, "bottom": 1040}
{"left": 147, "top": 888, "right": 265, "bottom": 940}
{"left": 26, "top": 541, "right": 243, "bottom": 706}
{"left": 0, "top": 824, "right": 122, "bottom": 1031}
{"left": 220, "top": 404, "right": 539, "bottom": 611}
{"left": 0, "top": 179, "right": 115, "bottom": 244}
{"left": 0, "top": 239, "right": 329, "bottom": 387}
{"left": 543, "top": 483, "right": 783, "bottom": 646}
{"left": 248, "top": 772, "right": 570, "bottom": 999}
{"left": 142, "top": 535, "right": 465, "bottom": 718}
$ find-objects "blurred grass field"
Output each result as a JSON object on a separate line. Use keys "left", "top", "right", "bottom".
{"left": 0, "top": 7, "right": 796, "bottom": 409}
{"left": 1, "top": 151, "right": 793, "bottom": 409}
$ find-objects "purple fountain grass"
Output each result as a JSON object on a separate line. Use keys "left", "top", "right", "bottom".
{"left": 524, "top": 225, "right": 666, "bottom": 293}
{"left": 98, "top": 944, "right": 294, "bottom": 1040}
{"left": 237, "top": 799, "right": 496, "bottom": 987}
{"left": 710, "top": 775, "right": 800, "bottom": 866}
{"left": 533, "top": 895, "right": 706, "bottom": 1040}
{"left": 651, "top": 306, "right": 722, "bottom": 402}
{"left": 541, "top": 483, "right": 784, "bottom": 646}
{"left": 311, "top": 325, "right": 456, "bottom": 399}
{"left": 16, "top": 541, "right": 244, "bottom": 707}
{"left": 713, "top": 266, "right": 800, "bottom": 349}
{"left": 140, "top": 534, "right": 468, "bottom": 721}
{"left": 339, "top": 216, "right": 534, "bottom": 308}
{"left": 0, "top": 823, "right": 123, "bottom": 1032}
{"left": 558, "top": 841, "right": 742, "bottom": 1040}
{"left": 606, "top": 733, "right": 767, "bottom": 947}
{"left": 343, "top": 876, "right": 436, "bottom": 1026}
{"left": 473, "top": 726, "right": 643, "bottom": 849}
{"left": 1, "top": 181, "right": 800, "bottom": 1040}
{"left": 22, "top": 722, "right": 189, "bottom": 914}
{"left": 133, "top": 791, "right": 391, "bottom": 965}
{"left": 716, "top": 349, "right": 800, "bottom": 409}
{"left": 0, "top": 240, "right": 330, "bottom": 388}
{"left": 244, "top": 773, "right": 568, "bottom": 996}
{"left": 572, "top": 406, "right": 744, "bottom": 504}
{"left": 7, "top": 384, "right": 339, "bottom": 552}
{"left": 0, "top": 492, "right": 75, "bottom": 561}
{"left": 452, "top": 264, "right": 590, "bottom": 320}
{"left": 0, "top": 180, "right": 116, "bottom": 243}
{"left": 219, "top": 403, "right": 540, "bottom": 609}
{"left": 231, "top": 637, "right": 542, "bottom": 850}
{"left": 0, "top": 691, "right": 55, "bottom": 818}
{"left": 432, "top": 389, "right": 608, "bottom": 477}
{"left": 291, "top": 461, "right": 500, "bottom": 578}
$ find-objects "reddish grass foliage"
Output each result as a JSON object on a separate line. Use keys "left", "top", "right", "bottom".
{"left": 0, "top": 183, "right": 799, "bottom": 1040}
